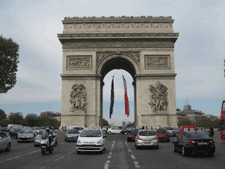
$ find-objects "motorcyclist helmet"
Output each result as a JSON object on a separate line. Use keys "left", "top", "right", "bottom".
{"left": 46, "top": 128, "right": 50, "bottom": 133}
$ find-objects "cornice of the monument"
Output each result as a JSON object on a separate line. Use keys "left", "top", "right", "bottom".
{"left": 62, "top": 16, "right": 174, "bottom": 23}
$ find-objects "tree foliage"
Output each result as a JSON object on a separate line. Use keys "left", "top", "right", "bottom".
{"left": 0, "top": 35, "right": 19, "bottom": 93}
{"left": 24, "top": 113, "right": 38, "bottom": 127}
{"left": 8, "top": 112, "right": 24, "bottom": 125}
{"left": 0, "top": 109, "right": 7, "bottom": 120}
{"left": 127, "top": 122, "right": 135, "bottom": 127}
{"left": 102, "top": 118, "right": 109, "bottom": 126}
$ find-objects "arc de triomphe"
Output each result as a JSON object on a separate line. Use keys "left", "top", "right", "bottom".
{"left": 58, "top": 16, "right": 179, "bottom": 129}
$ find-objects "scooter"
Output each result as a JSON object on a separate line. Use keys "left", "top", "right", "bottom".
{"left": 40, "top": 135, "right": 55, "bottom": 155}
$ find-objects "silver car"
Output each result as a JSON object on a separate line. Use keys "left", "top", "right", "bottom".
{"left": 65, "top": 129, "right": 80, "bottom": 142}
{"left": 135, "top": 130, "right": 159, "bottom": 149}
{"left": 17, "top": 129, "right": 34, "bottom": 143}
{"left": 0, "top": 131, "right": 11, "bottom": 152}
{"left": 76, "top": 129, "right": 106, "bottom": 154}
{"left": 34, "top": 130, "right": 45, "bottom": 147}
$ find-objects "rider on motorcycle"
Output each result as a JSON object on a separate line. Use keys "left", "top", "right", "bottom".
{"left": 209, "top": 126, "right": 214, "bottom": 137}
{"left": 46, "top": 128, "right": 53, "bottom": 146}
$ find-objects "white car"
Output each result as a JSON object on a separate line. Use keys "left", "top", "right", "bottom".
{"left": 76, "top": 129, "right": 106, "bottom": 154}
{"left": 69, "top": 126, "right": 83, "bottom": 134}
{"left": 107, "top": 127, "right": 121, "bottom": 134}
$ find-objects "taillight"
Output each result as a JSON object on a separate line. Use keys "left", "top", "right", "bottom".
{"left": 154, "top": 136, "right": 158, "bottom": 140}
{"left": 137, "top": 136, "right": 141, "bottom": 140}
{"left": 209, "top": 140, "right": 215, "bottom": 145}
{"left": 129, "top": 135, "right": 133, "bottom": 137}
{"left": 188, "top": 140, "right": 195, "bottom": 145}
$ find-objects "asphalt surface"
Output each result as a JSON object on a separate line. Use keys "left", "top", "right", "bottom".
{"left": 0, "top": 131, "right": 224, "bottom": 169}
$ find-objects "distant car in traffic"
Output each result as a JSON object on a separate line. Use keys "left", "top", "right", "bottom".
{"left": 135, "top": 130, "right": 159, "bottom": 149}
{"left": 65, "top": 129, "right": 80, "bottom": 142}
{"left": 107, "top": 127, "right": 121, "bottom": 134}
{"left": 69, "top": 126, "right": 83, "bottom": 133}
{"left": 0, "top": 131, "right": 11, "bottom": 152}
{"left": 172, "top": 131, "right": 215, "bottom": 157}
{"left": 9, "top": 128, "right": 21, "bottom": 139}
{"left": 17, "top": 129, "right": 34, "bottom": 143}
{"left": 177, "top": 125, "right": 197, "bottom": 137}
{"left": 76, "top": 129, "right": 106, "bottom": 154}
{"left": 34, "top": 130, "right": 45, "bottom": 147}
{"left": 1, "top": 127, "right": 10, "bottom": 132}
{"left": 127, "top": 130, "right": 138, "bottom": 142}
{"left": 163, "top": 127, "right": 177, "bottom": 137}
{"left": 156, "top": 129, "right": 170, "bottom": 142}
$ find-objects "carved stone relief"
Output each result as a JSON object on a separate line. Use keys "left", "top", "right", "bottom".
{"left": 70, "top": 84, "right": 87, "bottom": 113}
{"left": 63, "top": 41, "right": 174, "bottom": 49}
{"left": 145, "top": 55, "right": 170, "bottom": 69}
{"left": 149, "top": 81, "right": 168, "bottom": 111}
{"left": 67, "top": 55, "right": 91, "bottom": 69}
{"left": 96, "top": 51, "right": 140, "bottom": 67}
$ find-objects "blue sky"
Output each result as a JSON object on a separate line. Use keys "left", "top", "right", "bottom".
{"left": 0, "top": 0, "right": 225, "bottom": 125}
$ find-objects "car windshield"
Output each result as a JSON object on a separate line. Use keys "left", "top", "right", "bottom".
{"left": 166, "top": 127, "right": 173, "bottom": 130}
{"left": 139, "top": 131, "right": 155, "bottom": 136}
{"left": 80, "top": 130, "right": 101, "bottom": 137}
{"left": 20, "top": 129, "right": 32, "bottom": 133}
{"left": 68, "top": 129, "right": 79, "bottom": 134}
{"left": 41, "top": 131, "right": 48, "bottom": 139}
{"left": 187, "top": 132, "right": 210, "bottom": 139}
{"left": 74, "top": 127, "right": 82, "bottom": 130}
{"left": 37, "top": 131, "right": 45, "bottom": 135}
{"left": 156, "top": 130, "right": 167, "bottom": 133}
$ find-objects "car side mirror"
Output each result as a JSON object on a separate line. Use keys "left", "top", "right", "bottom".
{"left": 103, "top": 135, "right": 106, "bottom": 138}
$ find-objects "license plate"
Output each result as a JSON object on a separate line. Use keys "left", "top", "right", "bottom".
{"left": 145, "top": 142, "right": 152, "bottom": 145}
{"left": 85, "top": 146, "right": 92, "bottom": 148}
{"left": 132, "top": 138, "right": 135, "bottom": 140}
{"left": 198, "top": 142, "right": 207, "bottom": 145}
{"left": 41, "top": 146, "right": 46, "bottom": 148}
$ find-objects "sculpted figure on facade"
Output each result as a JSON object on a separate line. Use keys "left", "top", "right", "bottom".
{"left": 70, "top": 84, "right": 87, "bottom": 113}
{"left": 149, "top": 81, "right": 168, "bottom": 111}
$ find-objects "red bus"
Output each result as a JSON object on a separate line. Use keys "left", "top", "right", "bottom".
{"left": 220, "top": 100, "right": 225, "bottom": 140}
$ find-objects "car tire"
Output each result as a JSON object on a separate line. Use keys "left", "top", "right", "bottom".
{"left": 77, "top": 151, "right": 81, "bottom": 154}
{"left": 42, "top": 150, "right": 46, "bottom": 155}
{"left": 34, "top": 144, "right": 37, "bottom": 147}
{"left": 182, "top": 146, "right": 187, "bottom": 156}
{"left": 5, "top": 143, "right": 11, "bottom": 152}
{"left": 167, "top": 139, "right": 170, "bottom": 142}
{"left": 17, "top": 140, "right": 20, "bottom": 143}
{"left": 127, "top": 138, "right": 129, "bottom": 142}
{"left": 135, "top": 144, "right": 139, "bottom": 149}
{"left": 65, "top": 138, "right": 67, "bottom": 142}
{"left": 172, "top": 144, "right": 176, "bottom": 152}
{"left": 100, "top": 150, "right": 104, "bottom": 154}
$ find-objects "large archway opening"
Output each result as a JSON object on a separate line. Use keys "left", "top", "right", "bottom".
{"left": 99, "top": 57, "right": 137, "bottom": 127}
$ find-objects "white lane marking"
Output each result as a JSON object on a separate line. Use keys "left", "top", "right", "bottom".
{"left": 128, "top": 149, "right": 131, "bottom": 152}
{"left": 108, "top": 156, "right": 111, "bottom": 159}
{"left": 134, "top": 161, "right": 140, "bottom": 168}
{"left": 113, "top": 141, "right": 115, "bottom": 143}
{"left": 131, "top": 155, "right": 136, "bottom": 160}
{"left": 109, "top": 152, "right": 112, "bottom": 156}
{"left": 104, "top": 164, "right": 109, "bottom": 169}
{"left": 3, "top": 150, "right": 39, "bottom": 162}
{"left": 39, "top": 167, "right": 44, "bottom": 169}
{"left": 106, "top": 160, "right": 110, "bottom": 164}
{"left": 54, "top": 156, "right": 64, "bottom": 162}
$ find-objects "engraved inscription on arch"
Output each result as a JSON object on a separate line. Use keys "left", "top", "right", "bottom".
{"left": 67, "top": 55, "right": 92, "bottom": 69}
{"left": 145, "top": 55, "right": 170, "bottom": 69}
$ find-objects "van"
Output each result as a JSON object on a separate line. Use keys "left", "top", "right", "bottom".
{"left": 177, "top": 125, "right": 197, "bottom": 137}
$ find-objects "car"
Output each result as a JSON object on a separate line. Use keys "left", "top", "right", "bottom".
{"left": 0, "top": 131, "right": 11, "bottom": 152}
{"left": 135, "top": 130, "right": 159, "bottom": 149}
{"left": 156, "top": 129, "right": 170, "bottom": 142}
{"left": 65, "top": 129, "right": 80, "bottom": 142}
{"left": 127, "top": 130, "right": 138, "bottom": 142}
{"left": 173, "top": 131, "right": 215, "bottom": 157}
{"left": 121, "top": 127, "right": 137, "bottom": 135}
{"left": 17, "top": 129, "right": 34, "bottom": 143}
{"left": 69, "top": 126, "right": 83, "bottom": 134}
{"left": 107, "top": 127, "right": 122, "bottom": 134}
{"left": 76, "top": 129, "right": 106, "bottom": 154}
{"left": 163, "top": 127, "right": 177, "bottom": 137}
{"left": 34, "top": 130, "right": 45, "bottom": 147}
{"left": 177, "top": 125, "right": 197, "bottom": 137}
{"left": 9, "top": 128, "right": 21, "bottom": 139}
{"left": 1, "top": 127, "right": 10, "bottom": 132}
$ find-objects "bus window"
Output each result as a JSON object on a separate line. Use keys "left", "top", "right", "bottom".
{"left": 222, "top": 101, "right": 225, "bottom": 111}
{"left": 184, "top": 128, "right": 188, "bottom": 132}
{"left": 190, "top": 128, "right": 195, "bottom": 132}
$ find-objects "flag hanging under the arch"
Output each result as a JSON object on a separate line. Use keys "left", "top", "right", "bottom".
{"left": 109, "top": 76, "right": 114, "bottom": 119}
{"left": 122, "top": 75, "right": 130, "bottom": 117}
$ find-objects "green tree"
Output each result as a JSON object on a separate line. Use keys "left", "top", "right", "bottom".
{"left": 103, "top": 118, "right": 109, "bottom": 126}
{"left": 177, "top": 118, "right": 193, "bottom": 127}
{"left": 0, "top": 109, "right": 7, "bottom": 121}
{"left": 24, "top": 114, "right": 38, "bottom": 127}
{"left": 8, "top": 112, "right": 24, "bottom": 125}
{"left": 0, "top": 35, "right": 19, "bottom": 93}
{"left": 127, "top": 122, "right": 135, "bottom": 127}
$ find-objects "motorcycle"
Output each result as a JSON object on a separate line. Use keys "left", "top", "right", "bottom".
{"left": 40, "top": 134, "right": 56, "bottom": 155}
{"left": 209, "top": 130, "right": 214, "bottom": 137}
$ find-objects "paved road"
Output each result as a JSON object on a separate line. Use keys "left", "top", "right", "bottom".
{"left": 0, "top": 131, "right": 224, "bottom": 169}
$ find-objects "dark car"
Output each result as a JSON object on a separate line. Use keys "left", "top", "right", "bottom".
{"left": 121, "top": 127, "right": 137, "bottom": 135}
{"left": 1, "top": 127, "right": 10, "bottom": 132}
{"left": 172, "top": 131, "right": 215, "bottom": 157}
{"left": 9, "top": 128, "right": 21, "bottom": 139}
{"left": 127, "top": 130, "right": 138, "bottom": 142}
{"left": 156, "top": 129, "right": 170, "bottom": 142}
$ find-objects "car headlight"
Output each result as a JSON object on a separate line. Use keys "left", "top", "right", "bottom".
{"left": 67, "top": 135, "right": 70, "bottom": 138}
{"left": 97, "top": 140, "right": 103, "bottom": 144}
{"left": 77, "top": 139, "right": 81, "bottom": 144}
